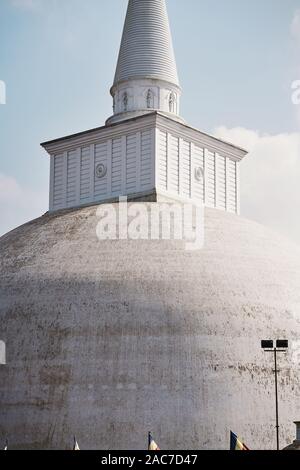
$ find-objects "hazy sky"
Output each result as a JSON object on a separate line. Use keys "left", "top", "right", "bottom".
{"left": 0, "top": 0, "right": 299, "bottom": 243}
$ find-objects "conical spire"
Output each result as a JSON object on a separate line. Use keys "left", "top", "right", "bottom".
{"left": 106, "top": 0, "right": 183, "bottom": 125}
{"left": 114, "top": 0, "right": 180, "bottom": 87}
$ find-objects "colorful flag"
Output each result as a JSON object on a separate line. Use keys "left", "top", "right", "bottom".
{"left": 230, "top": 431, "right": 250, "bottom": 450}
{"left": 148, "top": 432, "right": 160, "bottom": 451}
{"left": 73, "top": 437, "right": 80, "bottom": 451}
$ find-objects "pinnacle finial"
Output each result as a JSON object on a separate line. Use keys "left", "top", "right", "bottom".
{"left": 106, "top": 0, "right": 183, "bottom": 125}
{"left": 114, "top": 0, "right": 180, "bottom": 87}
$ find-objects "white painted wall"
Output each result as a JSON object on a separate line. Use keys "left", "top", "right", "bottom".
{"left": 156, "top": 129, "right": 239, "bottom": 213}
{"left": 107, "top": 78, "right": 182, "bottom": 125}
{"left": 50, "top": 129, "right": 155, "bottom": 212}
{"left": 45, "top": 114, "right": 246, "bottom": 214}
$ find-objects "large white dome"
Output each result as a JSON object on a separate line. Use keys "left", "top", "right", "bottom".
{"left": 0, "top": 205, "right": 299, "bottom": 449}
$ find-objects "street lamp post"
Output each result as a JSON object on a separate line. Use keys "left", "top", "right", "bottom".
{"left": 261, "top": 339, "right": 288, "bottom": 451}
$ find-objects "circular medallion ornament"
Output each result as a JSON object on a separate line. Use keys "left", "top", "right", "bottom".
{"left": 195, "top": 167, "right": 204, "bottom": 182}
{"left": 95, "top": 163, "right": 107, "bottom": 179}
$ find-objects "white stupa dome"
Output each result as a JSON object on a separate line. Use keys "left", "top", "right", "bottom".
{"left": 0, "top": 205, "right": 299, "bottom": 449}
{"left": 1, "top": 0, "right": 298, "bottom": 451}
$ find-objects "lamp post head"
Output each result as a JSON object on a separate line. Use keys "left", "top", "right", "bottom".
{"left": 261, "top": 340, "right": 274, "bottom": 349}
{"left": 276, "top": 340, "right": 288, "bottom": 349}
{"left": 261, "top": 339, "right": 288, "bottom": 350}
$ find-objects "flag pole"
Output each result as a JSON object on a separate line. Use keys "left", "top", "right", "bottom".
{"left": 148, "top": 432, "right": 151, "bottom": 450}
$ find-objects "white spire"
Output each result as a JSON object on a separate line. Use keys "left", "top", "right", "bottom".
{"left": 114, "top": 0, "right": 179, "bottom": 87}
{"left": 106, "top": 0, "right": 183, "bottom": 125}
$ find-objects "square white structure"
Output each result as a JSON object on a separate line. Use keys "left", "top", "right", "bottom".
{"left": 42, "top": 112, "right": 247, "bottom": 214}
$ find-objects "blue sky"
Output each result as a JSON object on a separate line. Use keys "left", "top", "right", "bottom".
{"left": 0, "top": 0, "right": 299, "bottom": 241}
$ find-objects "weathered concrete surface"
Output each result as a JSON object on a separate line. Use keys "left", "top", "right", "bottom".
{"left": 0, "top": 205, "right": 300, "bottom": 450}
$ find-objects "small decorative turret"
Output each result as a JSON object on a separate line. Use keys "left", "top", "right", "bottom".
{"left": 106, "top": 0, "right": 183, "bottom": 125}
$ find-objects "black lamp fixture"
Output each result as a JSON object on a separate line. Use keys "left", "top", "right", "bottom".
{"left": 261, "top": 338, "right": 288, "bottom": 451}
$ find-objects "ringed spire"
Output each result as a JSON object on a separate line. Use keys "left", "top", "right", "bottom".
{"left": 107, "top": 0, "right": 183, "bottom": 125}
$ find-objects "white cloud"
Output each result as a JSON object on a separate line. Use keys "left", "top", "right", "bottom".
{"left": 214, "top": 127, "right": 300, "bottom": 245}
{"left": 0, "top": 174, "right": 48, "bottom": 237}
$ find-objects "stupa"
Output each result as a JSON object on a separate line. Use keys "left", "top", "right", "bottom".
{"left": 0, "top": 0, "right": 299, "bottom": 450}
